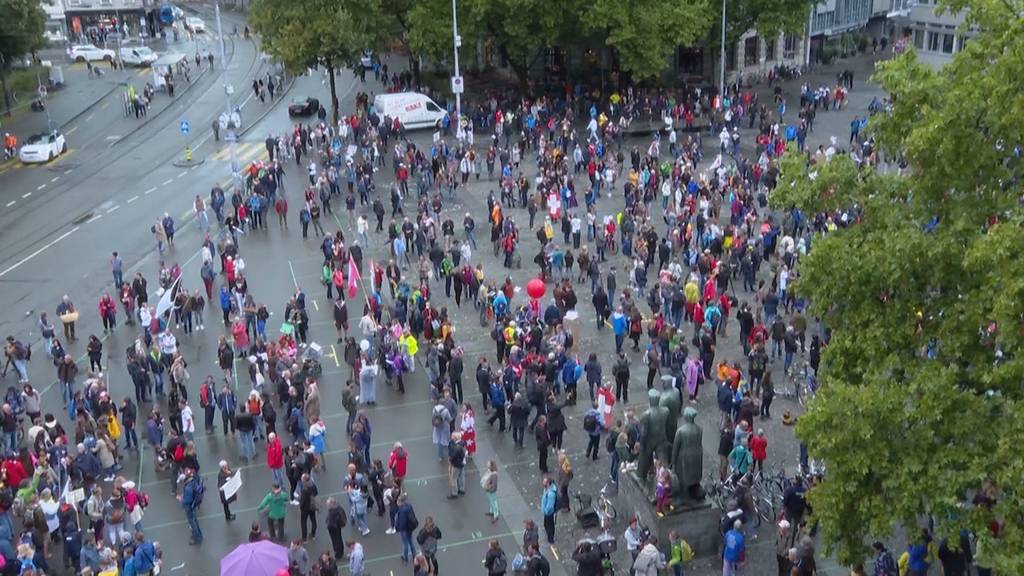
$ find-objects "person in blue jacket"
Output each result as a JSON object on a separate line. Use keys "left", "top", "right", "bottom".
{"left": 219, "top": 285, "right": 233, "bottom": 327}
{"left": 540, "top": 477, "right": 558, "bottom": 545}
{"left": 180, "top": 468, "right": 204, "bottom": 545}
{"left": 610, "top": 306, "right": 628, "bottom": 353}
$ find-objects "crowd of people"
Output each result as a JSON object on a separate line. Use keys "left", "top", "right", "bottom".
{"left": 0, "top": 41, "right": 977, "bottom": 576}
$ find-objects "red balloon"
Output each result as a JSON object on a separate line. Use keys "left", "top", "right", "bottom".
{"left": 527, "top": 277, "right": 546, "bottom": 299}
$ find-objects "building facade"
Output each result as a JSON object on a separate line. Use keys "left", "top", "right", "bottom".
{"left": 887, "top": 0, "right": 970, "bottom": 66}
{"left": 60, "top": 0, "right": 160, "bottom": 42}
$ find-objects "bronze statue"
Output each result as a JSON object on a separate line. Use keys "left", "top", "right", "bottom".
{"left": 637, "top": 388, "right": 670, "bottom": 482}
{"left": 659, "top": 375, "right": 682, "bottom": 443}
{"left": 671, "top": 406, "right": 704, "bottom": 502}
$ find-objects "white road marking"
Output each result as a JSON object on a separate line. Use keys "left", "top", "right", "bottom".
{"left": 178, "top": 171, "right": 188, "bottom": 179}
{"left": 0, "top": 226, "right": 80, "bottom": 278}
{"left": 50, "top": 176, "right": 59, "bottom": 183}
{"left": 127, "top": 195, "right": 139, "bottom": 203}
{"left": 107, "top": 205, "right": 120, "bottom": 214}
{"left": 36, "top": 184, "right": 46, "bottom": 190}
{"left": 162, "top": 179, "right": 174, "bottom": 186}
{"left": 63, "top": 169, "right": 72, "bottom": 174}
{"left": 86, "top": 214, "right": 102, "bottom": 224}
{"left": 105, "top": 136, "right": 121, "bottom": 141}
{"left": 22, "top": 192, "right": 31, "bottom": 198}
{"left": 144, "top": 187, "right": 157, "bottom": 195}
{"left": 65, "top": 126, "right": 79, "bottom": 135}
{"left": 85, "top": 113, "right": 94, "bottom": 122}
{"left": 5, "top": 201, "right": 14, "bottom": 207}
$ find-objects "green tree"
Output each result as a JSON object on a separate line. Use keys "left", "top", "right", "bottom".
{"left": 249, "top": 0, "right": 390, "bottom": 123}
{"left": 0, "top": 0, "right": 46, "bottom": 115}
{"left": 771, "top": 0, "right": 1024, "bottom": 571}
{"left": 407, "top": 0, "right": 582, "bottom": 88}
{"left": 588, "top": 0, "right": 713, "bottom": 80}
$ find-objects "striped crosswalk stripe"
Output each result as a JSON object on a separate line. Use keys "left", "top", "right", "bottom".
{"left": 210, "top": 142, "right": 265, "bottom": 164}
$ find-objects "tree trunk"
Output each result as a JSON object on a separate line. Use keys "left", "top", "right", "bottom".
{"left": 327, "top": 63, "right": 339, "bottom": 126}
{"left": 1, "top": 69, "right": 10, "bottom": 117}
{"left": 497, "top": 44, "right": 529, "bottom": 92}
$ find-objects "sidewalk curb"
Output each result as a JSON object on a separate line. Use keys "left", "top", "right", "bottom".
{"left": 239, "top": 59, "right": 296, "bottom": 138}
{"left": 110, "top": 66, "right": 211, "bottom": 147}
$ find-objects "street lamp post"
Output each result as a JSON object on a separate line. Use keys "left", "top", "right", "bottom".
{"left": 719, "top": 0, "right": 727, "bottom": 103}
{"left": 214, "top": 1, "right": 241, "bottom": 190}
{"left": 451, "top": 0, "right": 462, "bottom": 140}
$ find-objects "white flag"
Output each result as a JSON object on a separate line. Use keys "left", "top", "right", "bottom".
{"left": 155, "top": 275, "right": 181, "bottom": 319}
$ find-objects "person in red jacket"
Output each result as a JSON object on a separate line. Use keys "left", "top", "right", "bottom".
{"left": 98, "top": 293, "right": 118, "bottom": 333}
{"left": 750, "top": 428, "right": 768, "bottom": 477}
{"left": 267, "top": 432, "right": 285, "bottom": 487}
{"left": 388, "top": 442, "right": 408, "bottom": 490}
{"left": 1, "top": 455, "right": 27, "bottom": 490}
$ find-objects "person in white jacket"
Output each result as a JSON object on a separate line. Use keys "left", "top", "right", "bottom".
{"left": 633, "top": 536, "right": 667, "bottom": 576}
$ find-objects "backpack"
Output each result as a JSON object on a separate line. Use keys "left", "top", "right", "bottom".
{"left": 172, "top": 443, "right": 185, "bottom": 463}
{"left": 188, "top": 478, "right": 206, "bottom": 510}
{"left": 583, "top": 413, "right": 597, "bottom": 433}
{"left": 605, "top": 432, "right": 617, "bottom": 453}
{"left": 431, "top": 408, "right": 444, "bottom": 428}
{"left": 491, "top": 551, "right": 508, "bottom": 573}
{"left": 107, "top": 417, "right": 122, "bottom": 441}
{"left": 247, "top": 398, "right": 261, "bottom": 415}
{"left": 532, "top": 554, "right": 551, "bottom": 576}
{"left": 406, "top": 507, "right": 419, "bottom": 532}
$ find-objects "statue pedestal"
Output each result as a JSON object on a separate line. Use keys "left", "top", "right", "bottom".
{"left": 619, "top": 473, "right": 721, "bottom": 559}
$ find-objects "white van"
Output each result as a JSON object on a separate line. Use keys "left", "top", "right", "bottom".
{"left": 373, "top": 92, "right": 447, "bottom": 130}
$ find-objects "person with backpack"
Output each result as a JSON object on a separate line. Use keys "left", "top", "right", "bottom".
{"left": 179, "top": 467, "right": 205, "bottom": 545}
{"left": 394, "top": 493, "right": 419, "bottom": 562}
{"left": 582, "top": 401, "right": 604, "bottom": 460}
{"left": 484, "top": 539, "right": 508, "bottom": 575}
{"left": 481, "top": 459, "right": 500, "bottom": 523}
{"left": 416, "top": 516, "right": 441, "bottom": 574}
{"left": 667, "top": 529, "right": 694, "bottom": 576}
{"left": 525, "top": 543, "right": 551, "bottom": 576}
{"left": 325, "top": 497, "right": 347, "bottom": 561}
{"left": 430, "top": 400, "right": 452, "bottom": 461}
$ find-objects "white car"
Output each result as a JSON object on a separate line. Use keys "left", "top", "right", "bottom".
{"left": 185, "top": 17, "right": 206, "bottom": 33}
{"left": 119, "top": 46, "right": 158, "bottom": 66}
{"left": 69, "top": 44, "right": 115, "bottom": 63}
{"left": 19, "top": 132, "right": 67, "bottom": 164}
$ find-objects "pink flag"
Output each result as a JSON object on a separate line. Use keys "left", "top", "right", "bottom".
{"left": 347, "top": 254, "right": 360, "bottom": 299}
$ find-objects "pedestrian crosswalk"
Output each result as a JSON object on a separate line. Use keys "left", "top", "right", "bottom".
{"left": 208, "top": 141, "right": 267, "bottom": 164}
{"left": 0, "top": 150, "right": 76, "bottom": 175}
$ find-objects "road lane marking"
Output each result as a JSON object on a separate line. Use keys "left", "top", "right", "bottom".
{"left": 5, "top": 201, "right": 14, "bottom": 207}
{"left": 127, "top": 195, "right": 139, "bottom": 203}
{"left": 144, "top": 187, "right": 157, "bottom": 195}
{"left": 36, "top": 184, "right": 46, "bottom": 190}
{"left": 177, "top": 171, "right": 187, "bottom": 179}
{"left": 162, "top": 179, "right": 173, "bottom": 186}
{"left": 105, "top": 136, "right": 121, "bottom": 141}
{"left": 0, "top": 226, "right": 80, "bottom": 278}
{"left": 65, "top": 126, "right": 78, "bottom": 135}
{"left": 107, "top": 205, "right": 120, "bottom": 214}
{"left": 85, "top": 113, "right": 94, "bottom": 121}
{"left": 64, "top": 169, "right": 72, "bottom": 174}
{"left": 86, "top": 214, "right": 102, "bottom": 224}
{"left": 100, "top": 101, "right": 110, "bottom": 109}
{"left": 22, "top": 192, "right": 31, "bottom": 198}
{"left": 50, "top": 176, "right": 59, "bottom": 183}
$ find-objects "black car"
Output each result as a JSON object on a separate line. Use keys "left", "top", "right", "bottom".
{"left": 288, "top": 96, "right": 319, "bottom": 117}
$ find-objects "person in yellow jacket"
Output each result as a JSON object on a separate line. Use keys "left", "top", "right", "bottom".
{"left": 402, "top": 331, "right": 418, "bottom": 372}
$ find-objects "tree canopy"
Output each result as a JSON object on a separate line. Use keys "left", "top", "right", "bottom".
{"left": 772, "top": 0, "right": 1024, "bottom": 570}
{"left": 0, "top": 0, "right": 46, "bottom": 114}
{"left": 249, "top": 0, "right": 390, "bottom": 122}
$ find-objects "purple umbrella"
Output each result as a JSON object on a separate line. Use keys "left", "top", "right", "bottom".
{"left": 220, "top": 540, "right": 289, "bottom": 576}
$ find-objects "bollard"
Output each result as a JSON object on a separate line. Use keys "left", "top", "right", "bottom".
{"left": 185, "top": 146, "right": 192, "bottom": 162}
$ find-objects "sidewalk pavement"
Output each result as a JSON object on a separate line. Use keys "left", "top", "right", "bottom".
{"left": 1, "top": 65, "right": 124, "bottom": 137}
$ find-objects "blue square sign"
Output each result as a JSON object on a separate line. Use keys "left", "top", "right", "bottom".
{"left": 180, "top": 119, "right": 190, "bottom": 135}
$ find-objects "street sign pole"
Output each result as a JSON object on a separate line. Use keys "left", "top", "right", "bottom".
{"left": 215, "top": 1, "right": 241, "bottom": 191}
{"left": 180, "top": 118, "right": 191, "bottom": 163}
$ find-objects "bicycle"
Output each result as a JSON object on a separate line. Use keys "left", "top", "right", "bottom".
{"left": 574, "top": 484, "right": 618, "bottom": 530}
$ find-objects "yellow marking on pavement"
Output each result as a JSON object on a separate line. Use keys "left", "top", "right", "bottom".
{"left": 312, "top": 298, "right": 319, "bottom": 311}
{"left": 550, "top": 544, "right": 559, "bottom": 560}
{"left": 328, "top": 344, "right": 340, "bottom": 367}
{"left": 66, "top": 126, "right": 79, "bottom": 135}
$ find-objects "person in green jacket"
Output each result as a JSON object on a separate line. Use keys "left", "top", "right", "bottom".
{"left": 667, "top": 530, "right": 693, "bottom": 576}
{"left": 257, "top": 483, "right": 290, "bottom": 541}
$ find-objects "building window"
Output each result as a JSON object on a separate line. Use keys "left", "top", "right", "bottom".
{"left": 913, "top": 28, "right": 924, "bottom": 49}
{"left": 765, "top": 38, "right": 776, "bottom": 61}
{"left": 941, "top": 33, "right": 954, "bottom": 53}
{"left": 744, "top": 36, "right": 758, "bottom": 66}
{"left": 927, "top": 31, "right": 940, "bottom": 51}
{"left": 782, "top": 34, "right": 798, "bottom": 57}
